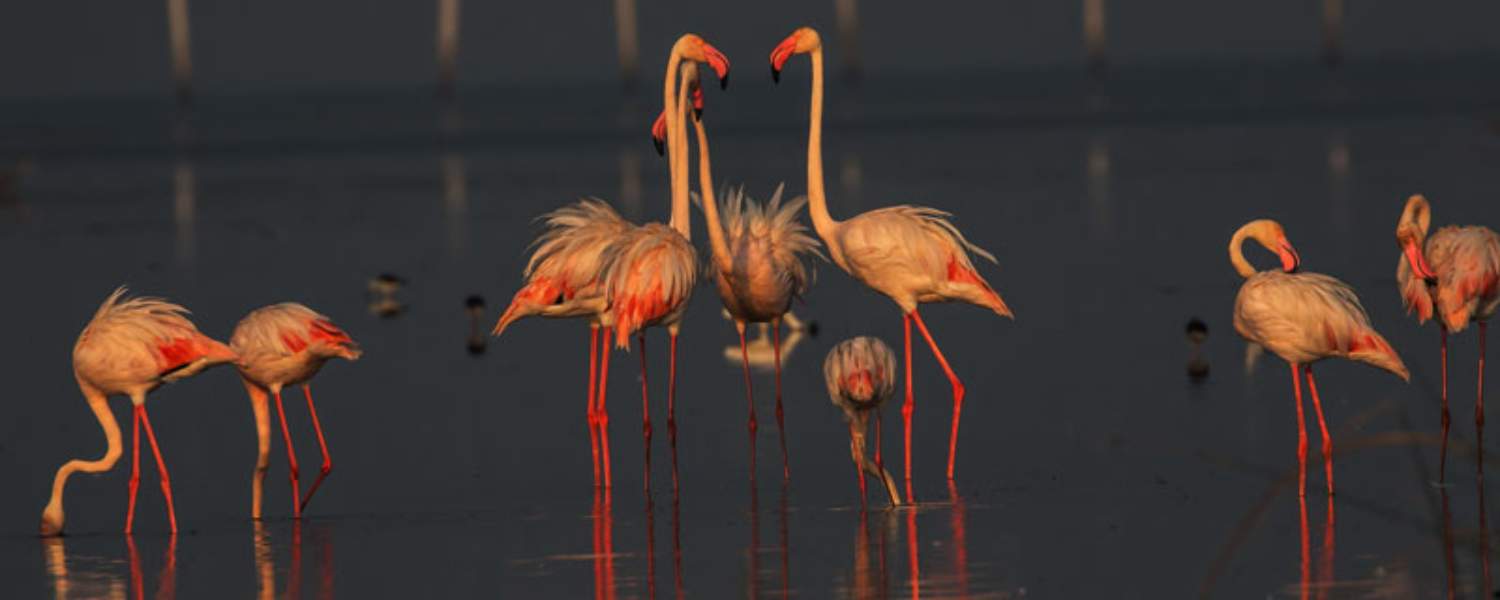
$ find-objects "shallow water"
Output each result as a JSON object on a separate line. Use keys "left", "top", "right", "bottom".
{"left": 2, "top": 58, "right": 1500, "bottom": 597}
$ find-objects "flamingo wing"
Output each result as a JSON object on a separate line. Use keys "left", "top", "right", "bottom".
{"left": 1235, "top": 272, "right": 1407, "bottom": 379}
{"left": 838, "top": 206, "right": 1009, "bottom": 316}
{"left": 1426, "top": 226, "right": 1500, "bottom": 331}
{"left": 603, "top": 223, "right": 697, "bottom": 345}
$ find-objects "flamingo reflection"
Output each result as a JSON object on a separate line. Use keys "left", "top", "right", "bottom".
{"left": 43, "top": 534, "right": 178, "bottom": 600}
{"left": 592, "top": 486, "right": 617, "bottom": 600}
{"left": 254, "top": 521, "right": 334, "bottom": 600}
{"left": 1295, "top": 494, "right": 1336, "bottom": 600}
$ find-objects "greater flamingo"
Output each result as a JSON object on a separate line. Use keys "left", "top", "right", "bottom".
{"left": 40, "top": 287, "right": 237, "bottom": 536}
{"left": 824, "top": 337, "right": 904, "bottom": 507}
{"left": 494, "top": 198, "right": 631, "bottom": 487}
{"left": 770, "top": 26, "right": 1012, "bottom": 494}
{"left": 592, "top": 34, "right": 728, "bottom": 488}
{"left": 231, "top": 303, "right": 361, "bottom": 519}
{"left": 1230, "top": 218, "right": 1409, "bottom": 496}
{"left": 653, "top": 62, "right": 823, "bottom": 480}
{"left": 1394, "top": 194, "right": 1500, "bottom": 480}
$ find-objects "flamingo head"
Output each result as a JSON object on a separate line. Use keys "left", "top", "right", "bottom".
{"left": 770, "top": 27, "right": 821, "bottom": 83}
{"left": 675, "top": 34, "right": 730, "bottom": 90}
{"left": 1396, "top": 194, "right": 1437, "bottom": 282}
{"left": 1243, "top": 219, "right": 1301, "bottom": 273}
{"left": 649, "top": 77, "right": 704, "bottom": 156}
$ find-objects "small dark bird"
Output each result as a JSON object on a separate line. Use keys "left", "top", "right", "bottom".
{"left": 466, "top": 295, "right": 487, "bottom": 355}
{"left": 369, "top": 273, "right": 405, "bottom": 297}
{"left": 1186, "top": 317, "right": 1210, "bottom": 382}
{"left": 367, "top": 273, "right": 407, "bottom": 318}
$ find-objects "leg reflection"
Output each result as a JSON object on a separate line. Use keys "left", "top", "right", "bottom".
{"left": 1441, "top": 489, "right": 1456, "bottom": 600}
{"left": 672, "top": 487, "right": 684, "bottom": 599}
{"left": 747, "top": 478, "right": 760, "bottom": 598}
{"left": 778, "top": 484, "right": 790, "bottom": 597}
{"left": 1317, "top": 497, "right": 1334, "bottom": 600}
{"left": 948, "top": 481, "right": 969, "bottom": 596}
{"left": 906, "top": 504, "right": 920, "bottom": 599}
{"left": 1299, "top": 493, "right": 1310, "bottom": 600}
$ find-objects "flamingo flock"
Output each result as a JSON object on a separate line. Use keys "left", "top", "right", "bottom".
{"left": 35, "top": 26, "right": 1497, "bottom": 539}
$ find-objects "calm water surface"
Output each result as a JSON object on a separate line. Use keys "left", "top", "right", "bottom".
{"left": 2, "top": 58, "right": 1499, "bottom": 597}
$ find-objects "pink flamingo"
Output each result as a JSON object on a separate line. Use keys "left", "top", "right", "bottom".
{"left": 1395, "top": 194, "right": 1500, "bottom": 480}
{"left": 231, "top": 303, "right": 361, "bottom": 520}
{"left": 1230, "top": 218, "right": 1409, "bottom": 497}
{"left": 770, "top": 26, "right": 1012, "bottom": 495}
{"left": 653, "top": 62, "right": 823, "bottom": 480}
{"left": 824, "top": 336, "right": 904, "bottom": 507}
{"left": 494, "top": 199, "right": 631, "bottom": 487}
{"left": 40, "top": 287, "right": 237, "bottom": 536}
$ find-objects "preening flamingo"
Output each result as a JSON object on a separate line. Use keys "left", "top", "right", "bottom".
{"left": 40, "top": 287, "right": 237, "bottom": 536}
{"left": 1395, "top": 194, "right": 1500, "bottom": 480}
{"left": 1230, "top": 219, "right": 1409, "bottom": 496}
{"left": 591, "top": 34, "right": 728, "bottom": 488}
{"left": 770, "top": 26, "right": 1012, "bottom": 495}
{"left": 494, "top": 198, "right": 631, "bottom": 487}
{"left": 653, "top": 62, "right": 823, "bottom": 480}
{"left": 824, "top": 337, "right": 904, "bottom": 507}
{"left": 231, "top": 303, "right": 361, "bottom": 519}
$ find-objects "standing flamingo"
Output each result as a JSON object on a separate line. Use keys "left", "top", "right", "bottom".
{"left": 770, "top": 26, "right": 1012, "bottom": 495}
{"left": 40, "top": 287, "right": 237, "bottom": 536}
{"left": 1230, "top": 219, "right": 1409, "bottom": 496}
{"left": 493, "top": 199, "right": 631, "bottom": 487}
{"left": 592, "top": 34, "right": 728, "bottom": 489}
{"left": 652, "top": 62, "right": 823, "bottom": 480}
{"left": 1394, "top": 194, "right": 1500, "bottom": 480}
{"left": 824, "top": 337, "right": 904, "bottom": 507}
{"left": 231, "top": 303, "right": 361, "bottom": 520}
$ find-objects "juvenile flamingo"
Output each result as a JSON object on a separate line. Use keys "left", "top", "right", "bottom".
{"left": 770, "top": 26, "right": 1012, "bottom": 495}
{"left": 40, "top": 287, "right": 237, "bottom": 536}
{"left": 231, "top": 303, "right": 361, "bottom": 519}
{"left": 592, "top": 34, "right": 728, "bottom": 490}
{"left": 1394, "top": 194, "right": 1500, "bottom": 480}
{"left": 653, "top": 62, "right": 823, "bottom": 480}
{"left": 1230, "top": 219, "right": 1409, "bottom": 496}
{"left": 824, "top": 337, "right": 904, "bottom": 507}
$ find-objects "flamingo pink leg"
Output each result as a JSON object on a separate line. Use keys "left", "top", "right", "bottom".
{"left": 910, "top": 310, "right": 966, "bottom": 481}
{"left": 1478, "top": 321, "right": 1487, "bottom": 477}
{"left": 773, "top": 320, "right": 789, "bottom": 481}
{"left": 597, "top": 329, "right": 614, "bottom": 489}
{"left": 1305, "top": 365, "right": 1334, "bottom": 496}
{"left": 1441, "top": 327, "right": 1451, "bottom": 482}
{"left": 125, "top": 406, "right": 142, "bottom": 534}
{"left": 138, "top": 405, "right": 178, "bottom": 533}
{"left": 273, "top": 389, "right": 302, "bottom": 518}
{"left": 589, "top": 326, "right": 601, "bottom": 486}
{"left": 738, "top": 326, "right": 758, "bottom": 434}
{"left": 299, "top": 384, "right": 333, "bottom": 512}
{"left": 902, "top": 313, "right": 914, "bottom": 502}
{"left": 668, "top": 332, "right": 680, "bottom": 492}
{"left": 1292, "top": 363, "right": 1307, "bottom": 497}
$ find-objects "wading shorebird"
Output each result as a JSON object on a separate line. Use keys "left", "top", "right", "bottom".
{"left": 1394, "top": 194, "right": 1500, "bottom": 480}
{"left": 1230, "top": 219, "right": 1409, "bottom": 497}
{"left": 231, "top": 303, "right": 361, "bottom": 519}
{"left": 770, "top": 26, "right": 1012, "bottom": 497}
{"left": 824, "top": 337, "right": 904, "bottom": 507}
{"left": 40, "top": 288, "right": 237, "bottom": 536}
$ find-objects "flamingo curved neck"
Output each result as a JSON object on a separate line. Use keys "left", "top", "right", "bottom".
{"left": 41, "top": 386, "right": 121, "bottom": 534}
{"left": 690, "top": 106, "right": 734, "bottom": 274}
{"left": 662, "top": 49, "right": 691, "bottom": 239}
{"left": 804, "top": 47, "right": 839, "bottom": 245}
{"left": 1229, "top": 226, "right": 1263, "bottom": 279}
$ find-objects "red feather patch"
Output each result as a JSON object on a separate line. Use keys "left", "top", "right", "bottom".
{"left": 156, "top": 337, "right": 199, "bottom": 374}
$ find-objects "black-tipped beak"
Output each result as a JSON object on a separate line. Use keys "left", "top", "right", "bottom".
{"left": 771, "top": 65, "right": 781, "bottom": 84}
{"left": 719, "top": 73, "right": 729, "bottom": 91}
{"left": 652, "top": 135, "right": 664, "bottom": 156}
{"left": 694, "top": 106, "right": 703, "bottom": 120}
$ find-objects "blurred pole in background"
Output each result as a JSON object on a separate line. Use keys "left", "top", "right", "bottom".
{"left": 613, "top": 0, "right": 639, "bottom": 90}
{"left": 166, "top": 0, "right": 193, "bottom": 104}
{"left": 174, "top": 161, "right": 197, "bottom": 264}
{"left": 1322, "top": 0, "right": 1344, "bottom": 67}
{"left": 833, "top": 0, "right": 862, "bottom": 82}
{"left": 1086, "top": 136, "right": 1112, "bottom": 241}
{"left": 442, "top": 154, "right": 468, "bottom": 255}
{"left": 1083, "top": 0, "right": 1106, "bottom": 74}
{"left": 437, "top": 0, "right": 462, "bottom": 99}
{"left": 619, "top": 149, "right": 642, "bottom": 219}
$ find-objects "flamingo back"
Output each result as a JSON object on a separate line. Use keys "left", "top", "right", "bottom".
{"left": 715, "top": 184, "right": 824, "bottom": 295}
{"left": 496, "top": 200, "right": 630, "bottom": 332}
{"left": 231, "top": 303, "right": 360, "bottom": 365}
{"left": 603, "top": 222, "right": 697, "bottom": 346}
{"left": 73, "top": 287, "right": 236, "bottom": 391}
{"left": 837, "top": 205, "right": 1010, "bottom": 316}
{"left": 1416, "top": 226, "right": 1500, "bottom": 332}
{"left": 1234, "top": 272, "right": 1408, "bottom": 380}
{"left": 823, "top": 336, "right": 897, "bottom": 418}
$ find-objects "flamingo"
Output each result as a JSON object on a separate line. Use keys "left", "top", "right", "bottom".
{"left": 39, "top": 287, "right": 238, "bottom": 536}
{"left": 1394, "top": 194, "right": 1500, "bottom": 480}
{"left": 591, "top": 34, "right": 728, "bottom": 487}
{"left": 1229, "top": 218, "right": 1409, "bottom": 496}
{"left": 770, "top": 26, "right": 1012, "bottom": 494}
{"left": 824, "top": 337, "right": 904, "bottom": 507}
{"left": 652, "top": 62, "right": 823, "bottom": 480}
{"left": 231, "top": 303, "right": 361, "bottom": 520}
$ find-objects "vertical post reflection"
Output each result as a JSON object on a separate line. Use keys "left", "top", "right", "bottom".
{"left": 1086, "top": 135, "right": 1111, "bottom": 241}
{"left": 1083, "top": 0, "right": 1106, "bottom": 74}
{"left": 165, "top": 0, "right": 193, "bottom": 104}
{"left": 436, "top": 0, "right": 462, "bottom": 99}
{"left": 172, "top": 161, "right": 196, "bottom": 265}
{"left": 1322, "top": 0, "right": 1344, "bottom": 67}
{"left": 619, "top": 149, "right": 642, "bottom": 220}
{"left": 833, "top": 0, "right": 861, "bottom": 82}
{"left": 612, "top": 0, "right": 638, "bottom": 89}
{"left": 442, "top": 153, "right": 469, "bottom": 256}
{"left": 1326, "top": 132, "right": 1351, "bottom": 259}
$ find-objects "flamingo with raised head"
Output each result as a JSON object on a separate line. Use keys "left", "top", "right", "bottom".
{"left": 40, "top": 287, "right": 237, "bottom": 536}
{"left": 770, "top": 26, "right": 1012, "bottom": 496}
{"left": 1394, "top": 194, "right": 1500, "bottom": 480}
{"left": 824, "top": 337, "right": 904, "bottom": 507}
{"left": 1230, "top": 219, "right": 1409, "bottom": 497}
{"left": 231, "top": 303, "right": 361, "bottom": 520}
{"left": 652, "top": 62, "right": 822, "bottom": 480}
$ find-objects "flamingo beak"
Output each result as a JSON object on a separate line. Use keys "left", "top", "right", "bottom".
{"left": 700, "top": 42, "right": 731, "bottom": 90}
{"left": 692, "top": 86, "right": 705, "bottom": 120}
{"left": 650, "top": 110, "right": 667, "bottom": 156}
{"left": 769, "top": 36, "right": 797, "bottom": 84}
{"left": 492, "top": 303, "right": 524, "bottom": 337}
{"left": 1403, "top": 238, "right": 1438, "bottom": 282}
{"left": 1278, "top": 240, "right": 1301, "bottom": 273}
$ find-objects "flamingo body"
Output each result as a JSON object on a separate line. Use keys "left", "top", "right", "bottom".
{"left": 494, "top": 200, "right": 630, "bottom": 334}
{"left": 603, "top": 222, "right": 696, "bottom": 346}
{"left": 830, "top": 206, "right": 1010, "bottom": 316}
{"left": 707, "top": 185, "right": 820, "bottom": 324}
{"left": 823, "top": 336, "right": 902, "bottom": 506}
{"left": 1398, "top": 225, "right": 1500, "bottom": 333}
{"left": 1234, "top": 271, "right": 1407, "bottom": 379}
